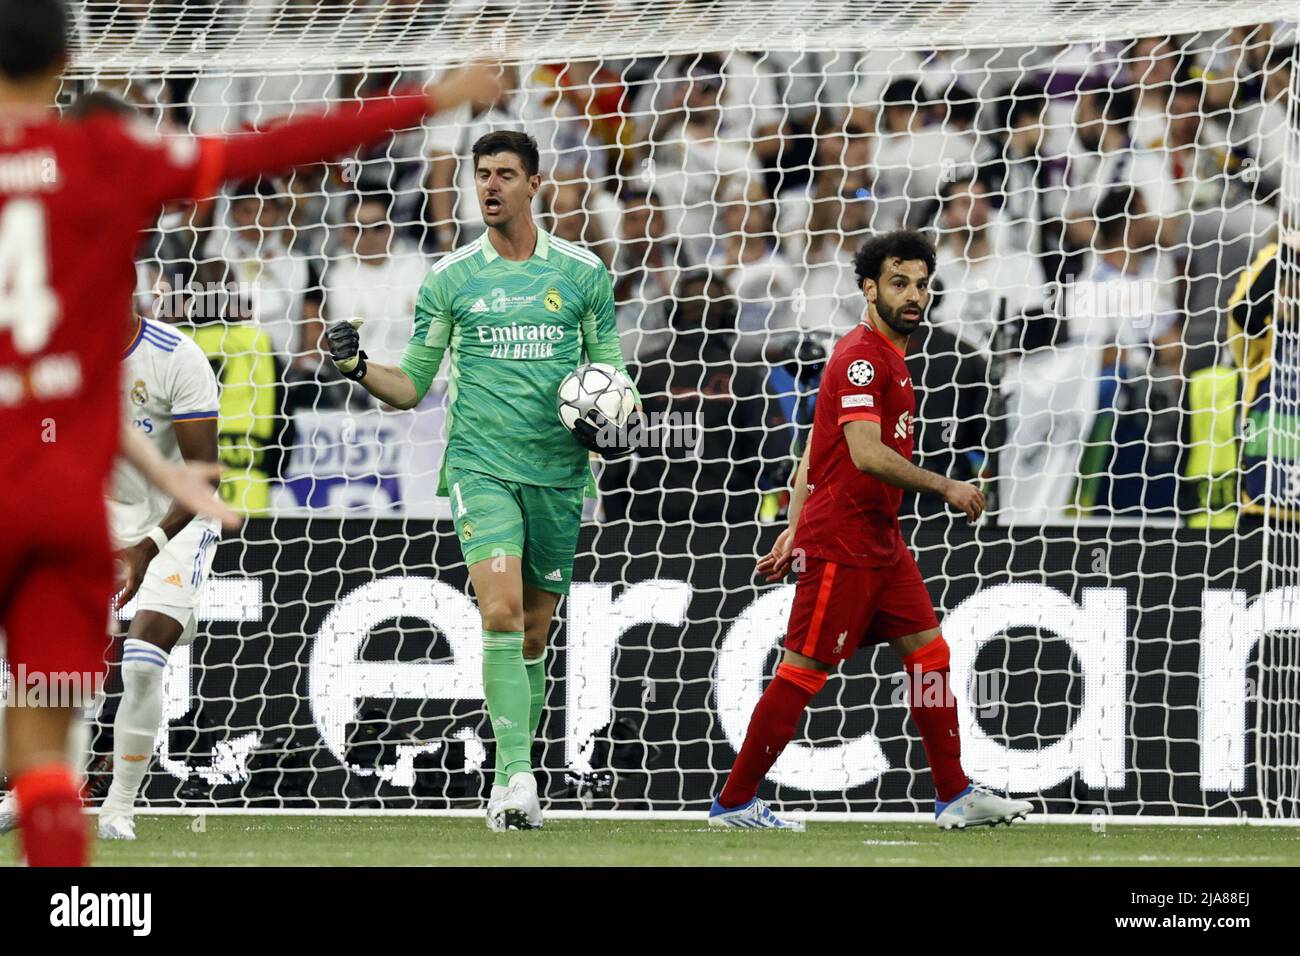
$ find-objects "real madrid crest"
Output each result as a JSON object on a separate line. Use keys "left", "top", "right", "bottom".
{"left": 131, "top": 379, "right": 149, "bottom": 406}
{"left": 543, "top": 287, "right": 563, "bottom": 313}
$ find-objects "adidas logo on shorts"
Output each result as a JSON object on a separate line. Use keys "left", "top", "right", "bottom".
{"left": 544, "top": 569, "right": 562, "bottom": 582}
{"left": 471, "top": 298, "right": 489, "bottom": 313}
{"left": 164, "top": 572, "right": 183, "bottom": 587}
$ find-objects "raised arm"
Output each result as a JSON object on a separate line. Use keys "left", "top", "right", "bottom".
{"left": 162, "top": 65, "right": 503, "bottom": 205}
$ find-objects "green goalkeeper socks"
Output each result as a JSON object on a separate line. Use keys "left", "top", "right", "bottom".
{"left": 524, "top": 650, "right": 546, "bottom": 738}
{"left": 483, "top": 630, "right": 532, "bottom": 788}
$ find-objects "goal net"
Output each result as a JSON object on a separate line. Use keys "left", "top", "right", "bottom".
{"left": 37, "top": 0, "right": 1300, "bottom": 819}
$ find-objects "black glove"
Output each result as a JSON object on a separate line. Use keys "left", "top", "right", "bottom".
{"left": 572, "top": 410, "right": 641, "bottom": 460}
{"left": 326, "top": 320, "right": 368, "bottom": 381}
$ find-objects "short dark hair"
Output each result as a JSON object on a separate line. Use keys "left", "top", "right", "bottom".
{"left": 342, "top": 190, "right": 394, "bottom": 219}
{"left": 853, "top": 229, "right": 937, "bottom": 288}
{"left": 0, "top": 0, "right": 68, "bottom": 81}
{"left": 472, "top": 130, "right": 540, "bottom": 177}
{"left": 1002, "top": 82, "right": 1047, "bottom": 129}
{"left": 1096, "top": 186, "right": 1140, "bottom": 244}
{"left": 942, "top": 83, "right": 980, "bottom": 127}
{"left": 1082, "top": 82, "right": 1137, "bottom": 128}
{"left": 939, "top": 167, "right": 996, "bottom": 204}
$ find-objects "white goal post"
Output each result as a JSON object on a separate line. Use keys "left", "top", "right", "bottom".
{"left": 37, "top": 0, "right": 1300, "bottom": 820}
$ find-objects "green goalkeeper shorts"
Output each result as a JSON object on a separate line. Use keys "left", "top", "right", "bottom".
{"left": 445, "top": 464, "right": 585, "bottom": 595}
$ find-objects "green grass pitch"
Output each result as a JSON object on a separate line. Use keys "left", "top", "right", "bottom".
{"left": 5, "top": 817, "right": 1298, "bottom": 866}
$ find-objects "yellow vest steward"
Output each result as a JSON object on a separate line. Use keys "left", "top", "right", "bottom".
{"left": 184, "top": 323, "right": 277, "bottom": 515}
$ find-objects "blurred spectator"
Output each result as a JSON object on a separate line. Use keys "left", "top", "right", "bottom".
{"left": 426, "top": 63, "right": 526, "bottom": 248}
{"left": 931, "top": 173, "right": 1046, "bottom": 354}
{"left": 320, "top": 193, "right": 431, "bottom": 377}
{"left": 1123, "top": 35, "right": 1187, "bottom": 148}
{"left": 339, "top": 69, "right": 440, "bottom": 245}
{"left": 988, "top": 83, "right": 1068, "bottom": 275}
{"left": 631, "top": 50, "right": 782, "bottom": 147}
{"left": 544, "top": 180, "right": 616, "bottom": 267}
{"left": 777, "top": 113, "right": 875, "bottom": 257}
{"left": 1071, "top": 187, "right": 1181, "bottom": 365}
{"left": 599, "top": 269, "right": 791, "bottom": 525}
{"left": 1160, "top": 67, "right": 1278, "bottom": 366}
{"left": 1061, "top": 83, "right": 1181, "bottom": 263}
{"left": 639, "top": 54, "right": 763, "bottom": 262}
{"left": 217, "top": 179, "right": 316, "bottom": 376}
{"left": 871, "top": 78, "right": 985, "bottom": 229}
{"left": 1232, "top": 43, "right": 1296, "bottom": 202}
{"left": 531, "top": 59, "right": 633, "bottom": 186}
{"left": 796, "top": 180, "right": 875, "bottom": 335}
{"left": 612, "top": 190, "right": 681, "bottom": 362}
{"left": 710, "top": 183, "right": 798, "bottom": 360}
{"left": 1074, "top": 189, "right": 1184, "bottom": 515}
{"left": 180, "top": 260, "right": 281, "bottom": 511}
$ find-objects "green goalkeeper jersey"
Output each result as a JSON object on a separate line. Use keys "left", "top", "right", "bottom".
{"left": 399, "top": 229, "right": 635, "bottom": 494}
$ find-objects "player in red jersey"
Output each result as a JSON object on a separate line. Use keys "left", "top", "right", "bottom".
{"left": 0, "top": 0, "right": 502, "bottom": 866}
{"left": 710, "top": 229, "right": 1033, "bottom": 830}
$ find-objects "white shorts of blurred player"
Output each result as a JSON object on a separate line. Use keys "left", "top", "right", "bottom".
{"left": 125, "top": 518, "right": 221, "bottom": 646}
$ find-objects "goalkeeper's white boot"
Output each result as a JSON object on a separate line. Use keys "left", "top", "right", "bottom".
{"left": 0, "top": 793, "right": 17, "bottom": 834}
{"left": 489, "top": 772, "right": 542, "bottom": 831}
{"left": 935, "top": 786, "right": 1032, "bottom": 830}
{"left": 708, "top": 796, "right": 805, "bottom": 831}
{"left": 485, "top": 784, "right": 508, "bottom": 832}
{"left": 98, "top": 810, "right": 137, "bottom": 841}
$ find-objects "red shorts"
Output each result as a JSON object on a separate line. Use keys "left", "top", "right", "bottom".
{"left": 784, "top": 549, "right": 939, "bottom": 665}
{"left": 0, "top": 493, "right": 114, "bottom": 684}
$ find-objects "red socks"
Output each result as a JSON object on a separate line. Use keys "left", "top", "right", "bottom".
{"left": 901, "top": 637, "right": 970, "bottom": 802}
{"left": 13, "top": 763, "right": 88, "bottom": 867}
{"left": 718, "top": 663, "right": 827, "bottom": 809}
{"left": 719, "top": 638, "right": 968, "bottom": 809}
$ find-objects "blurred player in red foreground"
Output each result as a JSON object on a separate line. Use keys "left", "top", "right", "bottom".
{"left": 0, "top": 0, "right": 502, "bottom": 866}
{"left": 710, "top": 230, "right": 1034, "bottom": 831}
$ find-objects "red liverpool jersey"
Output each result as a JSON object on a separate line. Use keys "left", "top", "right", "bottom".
{"left": 0, "top": 94, "right": 434, "bottom": 496}
{"left": 0, "top": 112, "right": 221, "bottom": 494}
{"left": 794, "top": 320, "right": 916, "bottom": 568}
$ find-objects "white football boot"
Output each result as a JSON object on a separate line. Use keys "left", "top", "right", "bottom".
{"left": 935, "top": 786, "right": 1032, "bottom": 830}
{"left": 485, "top": 784, "right": 509, "bottom": 831}
{"left": 98, "top": 811, "right": 137, "bottom": 841}
{"left": 488, "top": 772, "right": 542, "bottom": 830}
{"left": 708, "top": 796, "right": 806, "bottom": 831}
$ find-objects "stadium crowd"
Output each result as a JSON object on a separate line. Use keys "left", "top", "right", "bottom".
{"left": 99, "top": 13, "right": 1299, "bottom": 526}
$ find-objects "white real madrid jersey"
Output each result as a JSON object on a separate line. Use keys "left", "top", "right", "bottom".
{"left": 109, "top": 319, "right": 220, "bottom": 547}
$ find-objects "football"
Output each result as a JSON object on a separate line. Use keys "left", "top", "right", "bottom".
{"left": 557, "top": 362, "right": 637, "bottom": 434}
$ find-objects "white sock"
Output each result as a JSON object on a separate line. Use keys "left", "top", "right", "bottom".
{"left": 103, "top": 639, "right": 168, "bottom": 816}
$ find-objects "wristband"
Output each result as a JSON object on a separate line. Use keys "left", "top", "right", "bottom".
{"left": 145, "top": 526, "right": 169, "bottom": 554}
{"left": 340, "top": 350, "right": 369, "bottom": 382}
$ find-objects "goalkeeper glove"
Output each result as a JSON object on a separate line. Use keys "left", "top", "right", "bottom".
{"left": 326, "top": 319, "right": 368, "bottom": 382}
{"left": 572, "top": 410, "right": 642, "bottom": 460}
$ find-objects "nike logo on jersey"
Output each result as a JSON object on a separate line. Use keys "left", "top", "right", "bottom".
{"left": 898, "top": 377, "right": 911, "bottom": 387}
{"left": 471, "top": 298, "right": 489, "bottom": 313}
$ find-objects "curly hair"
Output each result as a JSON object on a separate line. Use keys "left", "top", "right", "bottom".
{"left": 852, "top": 230, "right": 937, "bottom": 288}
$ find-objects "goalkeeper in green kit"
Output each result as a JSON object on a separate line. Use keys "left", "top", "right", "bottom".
{"left": 325, "top": 131, "right": 638, "bottom": 830}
